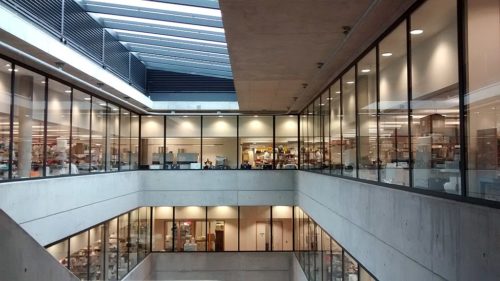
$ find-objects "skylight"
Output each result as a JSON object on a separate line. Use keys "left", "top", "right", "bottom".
{"left": 113, "top": 29, "right": 227, "bottom": 47}
{"left": 84, "top": 0, "right": 221, "bottom": 17}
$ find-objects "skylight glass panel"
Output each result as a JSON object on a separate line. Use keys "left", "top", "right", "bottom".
{"left": 113, "top": 29, "right": 227, "bottom": 46}
{"left": 84, "top": 0, "right": 221, "bottom": 17}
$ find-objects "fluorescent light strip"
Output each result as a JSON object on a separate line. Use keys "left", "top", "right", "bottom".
{"left": 125, "top": 42, "right": 229, "bottom": 59}
{"left": 84, "top": 0, "right": 221, "bottom": 17}
{"left": 140, "top": 53, "right": 231, "bottom": 68}
{"left": 90, "top": 13, "right": 225, "bottom": 33}
{"left": 113, "top": 29, "right": 227, "bottom": 47}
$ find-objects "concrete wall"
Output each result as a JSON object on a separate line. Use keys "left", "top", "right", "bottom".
{"left": 134, "top": 252, "right": 291, "bottom": 281}
{"left": 292, "top": 253, "right": 308, "bottom": 281}
{"left": 140, "top": 170, "right": 295, "bottom": 206}
{"left": 122, "top": 254, "right": 154, "bottom": 281}
{"left": 0, "top": 210, "right": 79, "bottom": 281}
{"left": 296, "top": 171, "right": 500, "bottom": 281}
{"left": 0, "top": 172, "right": 141, "bottom": 245}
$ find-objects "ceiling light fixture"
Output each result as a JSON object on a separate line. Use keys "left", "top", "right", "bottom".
{"left": 382, "top": 52, "right": 393, "bottom": 57}
{"left": 99, "top": 103, "right": 107, "bottom": 106}
{"left": 347, "top": 81, "right": 355, "bottom": 84}
{"left": 361, "top": 69, "right": 371, "bottom": 73}
{"left": 65, "top": 89, "right": 72, "bottom": 93}
{"left": 84, "top": 97, "right": 91, "bottom": 101}
{"left": 410, "top": 29, "right": 424, "bottom": 35}
{"left": 335, "top": 91, "right": 341, "bottom": 94}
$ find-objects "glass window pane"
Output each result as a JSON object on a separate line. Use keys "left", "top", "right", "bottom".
{"left": 47, "top": 240, "right": 69, "bottom": 268}
{"left": 166, "top": 116, "right": 201, "bottom": 169}
{"left": 360, "top": 266, "right": 376, "bottom": 281}
{"left": 322, "top": 91, "right": 331, "bottom": 174}
{"left": 344, "top": 252, "right": 359, "bottom": 281}
{"left": 0, "top": 60, "right": 10, "bottom": 181}
{"left": 120, "top": 109, "right": 131, "bottom": 171}
{"left": 331, "top": 240, "right": 342, "bottom": 280}
{"left": 321, "top": 230, "right": 332, "bottom": 281}
{"left": 89, "top": 225, "right": 105, "bottom": 281}
{"left": 342, "top": 67, "right": 357, "bottom": 177}
{"left": 379, "top": 22, "right": 410, "bottom": 186}
{"left": 272, "top": 206, "right": 293, "bottom": 251}
{"left": 152, "top": 207, "right": 174, "bottom": 252}
{"left": 294, "top": 206, "right": 300, "bottom": 253}
{"left": 106, "top": 104, "right": 119, "bottom": 172}
{"left": 239, "top": 206, "right": 270, "bottom": 251}
{"left": 202, "top": 116, "right": 237, "bottom": 169}
{"left": 411, "top": 0, "right": 459, "bottom": 194}
{"left": 129, "top": 209, "right": 139, "bottom": 269}
{"left": 70, "top": 231, "right": 89, "bottom": 280}
{"left": 239, "top": 116, "right": 273, "bottom": 169}
{"left": 330, "top": 81, "right": 342, "bottom": 175}
{"left": 300, "top": 113, "right": 307, "bottom": 169}
{"left": 138, "top": 207, "right": 149, "bottom": 261}
{"left": 307, "top": 105, "right": 314, "bottom": 171}
{"left": 275, "top": 116, "right": 298, "bottom": 169}
{"left": 207, "top": 206, "right": 238, "bottom": 251}
{"left": 118, "top": 213, "right": 129, "bottom": 279}
{"left": 313, "top": 99, "right": 323, "bottom": 171}
{"left": 140, "top": 116, "right": 164, "bottom": 170}
{"left": 71, "top": 90, "right": 90, "bottom": 175}
{"left": 91, "top": 98, "right": 106, "bottom": 173}
{"left": 130, "top": 113, "right": 139, "bottom": 170}
{"left": 12, "top": 67, "right": 44, "bottom": 179}
{"left": 46, "top": 80, "right": 71, "bottom": 177}
{"left": 357, "top": 49, "right": 379, "bottom": 181}
{"left": 467, "top": 0, "right": 500, "bottom": 201}
{"left": 174, "top": 206, "right": 206, "bottom": 252}
{"left": 105, "top": 218, "right": 118, "bottom": 280}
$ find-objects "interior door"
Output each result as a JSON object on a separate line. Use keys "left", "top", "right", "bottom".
{"left": 256, "top": 222, "right": 267, "bottom": 251}
{"left": 272, "top": 221, "right": 283, "bottom": 250}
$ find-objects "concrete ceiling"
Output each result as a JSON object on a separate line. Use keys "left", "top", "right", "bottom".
{"left": 220, "top": 0, "right": 419, "bottom": 113}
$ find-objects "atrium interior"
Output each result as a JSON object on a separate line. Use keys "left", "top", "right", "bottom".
{"left": 0, "top": 0, "right": 499, "bottom": 281}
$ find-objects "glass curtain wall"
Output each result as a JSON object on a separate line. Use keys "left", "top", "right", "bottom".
{"left": 12, "top": 67, "right": 45, "bottom": 179}
{"left": 239, "top": 116, "right": 273, "bottom": 169}
{"left": 312, "top": 98, "right": 322, "bottom": 171}
{"left": 166, "top": 116, "right": 201, "bottom": 169}
{"left": 71, "top": 90, "right": 91, "bottom": 174}
{"left": 321, "top": 91, "right": 330, "bottom": 173}
{"left": 357, "top": 49, "right": 378, "bottom": 181}
{"left": 207, "top": 206, "right": 238, "bottom": 251}
{"left": 130, "top": 113, "right": 139, "bottom": 170}
{"left": 330, "top": 82, "right": 342, "bottom": 175}
{"left": 0, "top": 59, "right": 11, "bottom": 180}
{"left": 46, "top": 79, "right": 71, "bottom": 177}
{"left": 466, "top": 0, "right": 500, "bottom": 201}
{"left": 119, "top": 109, "right": 131, "bottom": 171}
{"left": 202, "top": 116, "right": 237, "bottom": 169}
{"left": 91, "top": 98, "right": 107, "bottom": 172}
{"left": 152, "top": 206, "right": 174, "bottom": 252}
{"left": 117, "top": 213, "right": 129, "bottom": 279}
{"left": 411, "top": 0, "right": 459, "bottom": 194}
{"left": 239, "top": 206, "right": 271, "bottom": 251}
{"left": 174, "top": 206, "right": 206, "bottom": 251}
{"left": 342, "top": 67, "right": 357, "bottom": 177}
{"left": 106, "top": 104, "right": 119, "bottom": 172}
{"left": 140, "top": 116, "right": 164, "bottom": 169}
{"left": 272, "top": 206, "right": 293, "bottom": 251}
{"left": 69, "top": 231, "right": 89, "bottom": 280}
{"left": 275, "top": 116, "right": 298, "bottom": 169}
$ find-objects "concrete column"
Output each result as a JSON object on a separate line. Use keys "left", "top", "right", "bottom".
{"left": 17, "top": 76, "right": 34, "bottom": 178}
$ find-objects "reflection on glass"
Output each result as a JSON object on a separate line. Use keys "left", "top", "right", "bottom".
{"left": 272, "top": 206, "right": 293, "bottom": 251}
{"left": 314, "top": 223, "right": 323, "bottom": 280}
{"left": 322, "top": 91, "right": 330, "bottom": 174}
{"left": 275, "top": 116, "right": 298, "bottom": 169}
{"left": 70, "top": 231, "right": 89, "bottom": 280}
{"left": 166, "top": 116, "right": 201, "bottom": 169}
{"left": 12, "top": 67, "right": 45, "bottom": 179}
{"left": 117, "top": 214, "right": 129, "bottom": 279}
{"left": 0, "top": 60, "right": 10, "bottom": 180}
{"left": 313, "top": 98, "right": 322, "bottom": 171}
{"left": 120, "top": 109, "right": 131, "bottom": 171}
{"left": 321, "top": 230, "right": 332, "bottom": 281}
{"left": 342, "top": 67, "right": 357, "bottom": 177}
{"left": 466, "top": 0, "right": 500, "bottom": 201}
{"left": 47, "top": 239, "right": 69, "bottom": 268}
{"left": 239, "top": 206, "right": 270, "bottom": 251}
{"left": 344, "top": 252, "right": 359, "bottom": 281}
{"left": 46, "top": 80, "right": 71, "bottom": 177}
{"left": 130, "top": 113, "right": 139, "bottom": 170}
{"left": 138, "top": 207, "right": 149, "bottom": 261}
{"left": 331, "top": 240, "right": 343, "bottom": 280}
{"left": 71, "top": 90, "right": 90, "bottom": 175}
{"left": 379, "top": 22, "right": 410, "bottom": 186}
{"left": 174, "top": 206, "right": 206, "bottom": 252}
{"left": 89, "top": 225, "right": 105, "bottom": 280}
{"left": 152, "top": 206, "right": 174, "bottom": 252}
{"left": 202, "top": 116, "right": 237, "bottom": 169}
{"left": 207, "top": 206, "right": 238, "bottom": 251}
{"left": 357, "top": 49, "right": 378, "bottom": 181}
{"left": 129, "top": 209, "right": 138, "bottom": 269}
{"left": 91, "top": 98, "right": 106, "bottom": 172}
{"left": 330, "top": 82, "right": 342, "bottom": 175}
{"left": 106, "top": 105, "right": 119, "bottom": 172}
{"left": 411, "top": 0, "right": 459, "bottom": 194}
{"left": 360, "top": 266, "right": 376, "bottom": 281}
{"left": 105, "top": 218, "right": 118, "bottom": 280}
{"left": 140, "top": 116, "right": 164, "bottom": 169}
{"left": 239, "top": 116, "right": 273, "bottom": 169}
{"left": 306, "top": 104, "right": 314, "bottom": 171}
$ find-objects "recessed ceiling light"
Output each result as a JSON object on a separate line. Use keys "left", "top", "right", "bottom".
{"left": 123, "top": 112, "right": 129, "bottom": 115}
{"left": 410, "top": 29, "right": 424, "bottom": 35}
{"left": 65, "top": 89, "right": 72, "bottom": 93}
{"left": 83, "top": 97, "right": 91, "bottom": 101}
{"left": 99, "top": 103, "right": 107, "bottom": 106}
{"left": 347, "top": 81, "right": 355, "bottom": 84}
{"left": 308, "top": 112, "right": 313, "bottom": 115}
{"left": 335, "top": 91, "right": 341, "bottom": 94}
{"left": 320, "top": 103, "right": 325, "bottom": 106}
{"left": 112, "top": 108, "right": 119, "bottom": 111}
{"left": 361, "top": 69, "right": 371, "bottom": 73}
{"left": 382, "top": 52, "right": 393, "bottom": 57}
{"left": 289, "top": 115, "right": 295, "bottom": 118}
{"left": 41, "top": 81, "right": 46, "bottom": 84}
{"left": 218, "top": 115, "right": 223, "bottom": 118}
{"left": 254, "top": 115, "right": 258, "bottom": 118}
